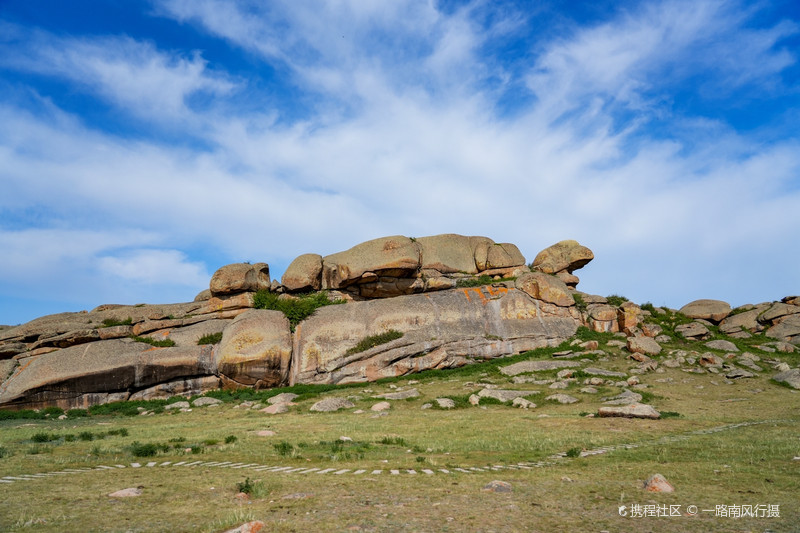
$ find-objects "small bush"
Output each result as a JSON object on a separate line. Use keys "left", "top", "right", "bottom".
{"left": 66, "top": 408, "right": 88, "bottom": 418}
{"left": 378, "top": 436, "right": 407, "bottom": 446}
{"left": 78, "top": 431, "right": 95, "bottom": 441}
{"left": 203, "top": 439, "right": 220, "bottom": 446}
{"left": 31, "top": 432, "right": 53, "bottom": 443}
{"left": 0, "top": 446, "right": 10, "bottom": 459}
{"left": 42, "top": 406, "right": 64, "bottom": 417}
{"left": 660, "top": 411, "right": 682, "bottom": 419}
{"left": 129, "top": 442, "right": 158, "bottom": 457}
{"left": 197, "top": 332, "right": 223, "bottom": 345}
{"left": 253, "top": 290, "right": 344, "bottom": 330}
{"left": 225, "top": 435, "right": 238, "bottom": 444}
{"left": 107, "top": 428, "right": 129, "bottom": 437}
{"left": 236, "top": 477, "right": 255, "bottom": 494}
{"left": 345, "top": 330, "right": 404, "bottom": 355}
{"left": 273, "top": 441, "right": 294, "bottom": 456}
{"left": 565, "top": 447, "right": 582, "bottom": 458}
{"left": 606, "top": 294, "right": 629, "bottom": 307}
{"left": 130, "top": 336, "right": 176, "bottom": 347}
{"left": 641, "top": 302, "right": 657, "bottom": 314}
{"left": 573, "top": 293, "right": 587, "bottom": 313}
{"left": 101, "top": 318, "right": 132, "bottom": 327}
{"left": 0, "top": 409, "right": 46, "bottom": 420}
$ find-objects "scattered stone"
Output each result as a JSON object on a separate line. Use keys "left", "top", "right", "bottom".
{"left": 676, "top": 322, "right": 710, "bottom": 339}
{"left": 268, "top": 392, "right": 299, "bottom": 405}
{"left": 421, "top": 403, "right": 432, "bottom": 410}
{"left": 679, "top": 299, "right": 731, "bottom": 323}
{"left": 641, "top": 323, "right": 663, "bottom": 338}
{"left": 164, "top": 401, "right": 190, "bottom": 410}
{"left": 109, "top": 487, "right": 142, "bottom": 498}
{"left": 222, "top": 520, "right": 266, "bottom": 533}
{"left": 699, "top": 353, "right": 723, "bottom": 368}
{"left": 309, "top": 397, "right": 355, "bottom": 412}
{"left": 607, "top": 340, "right": 626, "bottom": 348}
{"left": 773, "top": 369, "right": 800, "bottom": 389}
{"left": 549, "top": 381, "right": 569, "bottom": 389}
{"left": 583, "top": 367, "right": 626, "bottom": 378}
{"left": 643, "top": 473, "right": 674, "bottom": 493}
{"left": 580, "top": 387, "right": 598, "bottom": 394}
{"left": 192, "top": 397, "right": 222, "bottom": 407}
{"left": 482, "top": 480, "right": 513, "bottom": 493}
{"left": 512, "top": 397, "right": 535, "bottom": 409}
{"left": 477, "top": 389, "right": 536, "bottom": 402}
{"left": 373, "top": 388, "right": 420, "bottom": 400}
{"left": 499, "top": 360, "right": 580, "bottom": 376}
{"left": 598, "top": 403, "right": 661, "bottom": 419}
{"left": 371, "top": 401, "right": 391, "bottom": 412}
{"left": 468, "top": 394, "right": 480, "bottom": 406}
{"left": 261, "top": 403, "right": 289, "bottom": 414}
{"left": 435, "top": 398, "right": 456, "bottom": 409}
{"left": 256, "top": 430, "right": 276, "bottom": 437}
{"left": 654, "top": 334, "right": 672, "bottom": 343}
{"left": 281, "top": 493, "right": 314, "bottom": 500}
{"left": 725, "top": 368, "right": 754, "bottom": 379}
{"left": 705, "top": 340, "right": 738, "bottom": 352}
{"left": 627, "top": 337, "right": 662, "bottom": 356}
{"left": 545, "top": 394, "right": 578, "bottom": 404}
{"left": 603, "top": 390, "right": 643, "bottom": 405}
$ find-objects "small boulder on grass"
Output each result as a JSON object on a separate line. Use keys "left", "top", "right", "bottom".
{"left": 371, "top": 401, "right": 391, "bottom": 412}
{"left": 222, "top": 520, "right": 266, "bottom": 533}
{"left": 435, "top": 398, "right": 456, "bottom": 409}
{"left": 109, "top": 487, "right": 142, "bottom": 498}
{"left": 482, "top": 480, "right": 513, "bottom": 493}
{"left": 598, "top": 403, "right": 661, "bottom": 420}
{"left": 309, "top": 397, "right": 355, "bottom": 412}
{"left": 192, "top": 397, "right": 222, "bottom": 407}
{"left": 643, "top": 473, "right": 674, "bottom": 493}
{"left": 261, "top": 403, "right": 289, "bottom": 414}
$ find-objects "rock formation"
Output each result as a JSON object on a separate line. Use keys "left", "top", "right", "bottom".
{"left": 1, "top": 233, "right": 798, "bottom": 411}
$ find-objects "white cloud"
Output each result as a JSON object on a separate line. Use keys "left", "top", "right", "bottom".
{"left": 0, "top": 25, "right": 235, "bottom": 123}
{"left": 98, "top": 249, "right": 209, "bottom": 287}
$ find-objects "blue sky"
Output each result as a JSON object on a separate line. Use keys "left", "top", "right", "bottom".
{"left": 1, "top": 0, "right": 798, "bottom": 325}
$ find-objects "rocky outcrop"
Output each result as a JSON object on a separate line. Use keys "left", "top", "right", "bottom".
{"left": 291, "top": 286, "right": 579, "bottom": 385}
{"left": 210, "top": 263, "right": 271, "bottom": 296}
{"left": 679, "top": 299, "right": 731, "bottom": 323}
{"left": 216, "top": 310, "right": 292, "bottom": 389}
{"left": 283, "top": 234, "right": 528, "bottom": 298}
{"left": 531, "top": 240, "right": 594, "bottom": 288}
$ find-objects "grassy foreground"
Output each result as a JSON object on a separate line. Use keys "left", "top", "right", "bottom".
{"left": 1, "top": 324, "right": 799, "bottom": 531}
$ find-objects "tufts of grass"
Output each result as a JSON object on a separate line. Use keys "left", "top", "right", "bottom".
{"left": 605, "top": 294, "right": 629, "bottom": 307}
{"left": 197, "top": 332, "right": 223, "bottom": 345}
{"left": 378, "top": 436, "right": 408, "bottom": 446}
{"left": 225, "top": 435, "right": 238, "bottom": 444}
{"left": 565, "top": 447, "right": 582, "bottom": 458}
{"left": 253, "top": 290, "right": 344, "bottom": 331}
{"left": 273, "top": 441, "right": 294, "bottom": 456}
{"left": 345, "top": 329, "right": 404, "bottom": 355}
{"left": 572, "top": 293, "right": 588, "bottom": 313}
{"left": 101, "top": 317, "right": 132, "bottom": 327}
{"left": 89, "top": 399, "right": 167, "bottom": 417}
{"left": 236, "top": 477, "right": 270, "bottom": 498}
{"left": 456, "top": 275, "right": 516, "bottom": 288}
{"left": 660, "top": 411, "right": 682, "bottom": 419}
{"left": 31, "top": 432, "right": 56, "bottom": 443}
{"left": 0, "top": 446, "right": 10, "bottom": 459}
{"left": 66, "top": 408, "right": 88, "bottom": 418}
{"left": 130, "top": 336, "right": 176, "bottom": 347}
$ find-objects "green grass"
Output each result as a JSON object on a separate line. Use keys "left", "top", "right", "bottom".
{"left": 456, "top": 274, "right": 516, "bottom": 288}
{"left": 605, "top": 294, "right": 629, "bottom": 307}
{"left": 100, "top": 317, "right": 132, "bottom": 327}
{"left": 129, "top": 335, "right": 176, "bottom": 347}
{"left": 252, "top": 290, "right": 344, "bottom": 330}
{"left": 345, "top": 329, "right": 404, "bottom": 355}
{"left": 197, "top": 332, "right": 223, "bottom": 345}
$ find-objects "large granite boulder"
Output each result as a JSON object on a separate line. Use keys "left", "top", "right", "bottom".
{"left": 322, "top": 236, "right": 421, "bottom": 291}
{"left": 291, "top": 286, "right": 579, "bottom": 385}
{"left": 679, "top": 299, "right": 731, "bottom": 323}
{"left": 216, "top": 310, "right": 292, "bottom": 389}
{"left": 210, "top": 263, "right": 271, "bottom": 296}
{"left": 531, "top": 240, "right": 594, "bottom": 274}
{"left": 0, "top": 340, "right": 217, "bottom": 410}
{"left": 281, "top": 254, "right": 323, "bottom": 292}
{"left": 515, "top": 273, "right": 574, "bottom": 307}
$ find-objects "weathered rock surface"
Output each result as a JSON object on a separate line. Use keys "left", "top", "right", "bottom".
{"left": 477, "top": 389, "right": 535, "bottom": 402}
{"left": 705, "top": 339, "right": 738, "bottom": 352}
{"left": 531, "top": 240, "right": 594, "bottom": 274}
{"left": 515, "top": 273, "right": 574, "bottom": 307}
{"left": 309, "top": 397, "right": 354, "bottom": 412}
{"left": 216, "top": 310, "right": 292, "bottom": 389}
{"left": 500, "top": 360, "right": 581, "bottom": 376}
{"left": 643, "top": 474, "right": 674, "bottom": 493}
{"left": 282, "top": 254, "right": 323, "bottom": 292}
{"left": 598, "top": 403, "right": 661, "bottom": 419}
{"left": 773, "top": 368, "right": 800, "bottom": 389}
{"left": 679, "top": 299, "right": 731, "bottom": 323}
{"left": 210, "top": 263, "right": 271, "bottom": 296}
{"left": 627, "top": 336, "right": 662, "bottom": 356}
{"left": 675, "top": 321, "right": 710, "bottom": 339}
{"left": 292, "top": 286, "right": 578, "bottom": 385}
{"left": 0, "top": 340, "right": 216, "bottom": 409}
